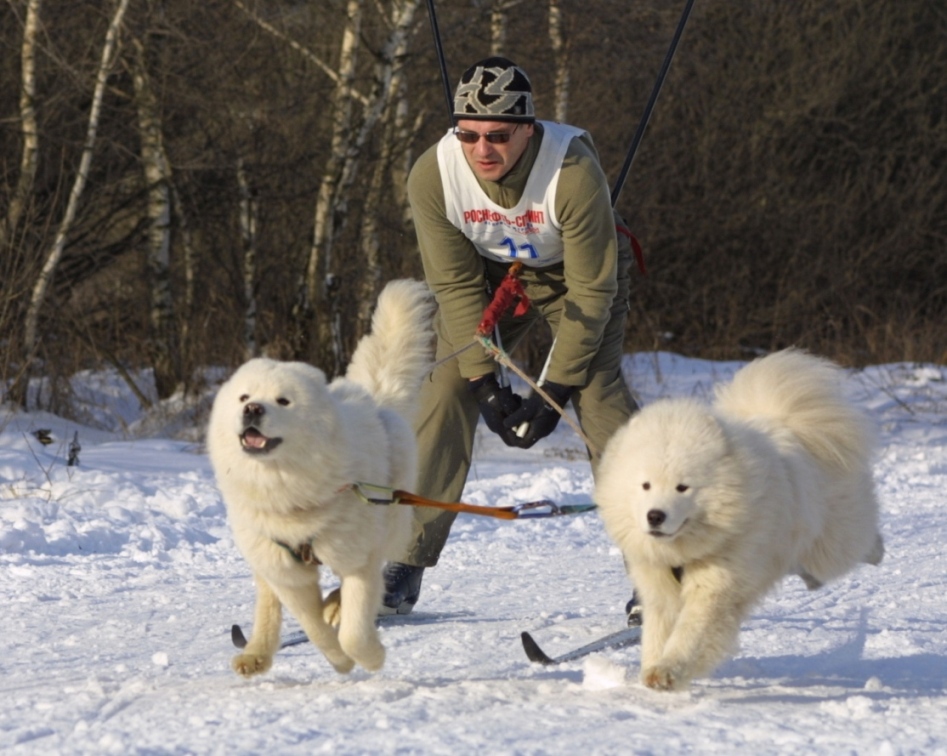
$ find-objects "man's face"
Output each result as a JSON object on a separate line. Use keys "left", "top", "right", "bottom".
{"left": 454, "top": 119, "right": 534, "bottom": 182}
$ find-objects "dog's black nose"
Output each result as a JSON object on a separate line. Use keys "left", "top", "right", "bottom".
{"left": 243, "top": 402, "right": 265, "bottom": 422}
{"left": 647, "top": 509, "right": 666, "bottom": 527}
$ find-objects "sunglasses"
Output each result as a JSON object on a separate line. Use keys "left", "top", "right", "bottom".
{"left": 454, "top": 124, "right": 521, "bottom": 144}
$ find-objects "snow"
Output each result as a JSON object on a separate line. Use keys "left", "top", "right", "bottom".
{"left": 2, "top": 352, "right": 946, "bottom": 755}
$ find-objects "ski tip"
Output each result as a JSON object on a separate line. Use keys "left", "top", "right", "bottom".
{"left": 231, "top": 624, "right": 248, "bottom": 649}
{"left": 520, "top": 631, "right": 554, "bottom": 665}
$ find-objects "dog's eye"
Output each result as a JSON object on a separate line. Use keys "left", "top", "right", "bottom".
{"left": 676, "top": 484, "right": 689, "bottom": 493}
{"left": 642, "top": 482, "right": 651, "bottom": 491}
{"left": 239, "top": 394, "right": 249, "bottom": 403}
{"left": 277, "top": 398, "right": 290, "bottom": 406}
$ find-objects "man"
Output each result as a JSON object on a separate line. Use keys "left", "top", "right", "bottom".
{"left": 382, "top": 57, "right": 639, "bottom": 620}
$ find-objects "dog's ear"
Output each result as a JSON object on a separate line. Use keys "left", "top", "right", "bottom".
{"left": 286, "top": 361, "right": 328, "bottom": 387}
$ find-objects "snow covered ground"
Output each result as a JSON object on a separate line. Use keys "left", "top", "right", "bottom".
{"left": 2, "top": 352, "right": 946, "bottom": 755}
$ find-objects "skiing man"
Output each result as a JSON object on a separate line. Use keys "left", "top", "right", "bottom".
{"left": 382, "top": 57, "right": 640, "bottom": 621}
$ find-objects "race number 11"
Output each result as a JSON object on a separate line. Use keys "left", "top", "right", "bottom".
{"left": 501, "top": 237, "right": 538, "bottom": 259}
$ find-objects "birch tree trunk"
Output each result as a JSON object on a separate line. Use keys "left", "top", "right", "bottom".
{"left": 393, "top": 106, "right": 424, "bottom": 230}
{"left": 131, "top": 35, "right": 181, "bottom": 400}
{"left": 0, "top": 0, "right": 42, "bottom": 405}
{"left": 21, "top": 0, "right": 131, "bottom": 376}
{"left": 490, "top": 0, "right": 524, "bottom": 56}
{"left": 300, "top": 0, "right": 363, "bottom": 374}
{"left": 357, "top": 0, "right": 423, "bottom": 331}
{"left": 170, "top": 183, "right": 196, "bottom": 387}
{"left": 549, "top": 0, "right": 570, "bottom": 123}
{"left": 237, "top": 158, "right": 259, "bottom": 360}
{"left": 490, "top": 1, "right": 506, "bottom": 55}
{"left": 0, "top": 0, "right": 41, "bottom": 255}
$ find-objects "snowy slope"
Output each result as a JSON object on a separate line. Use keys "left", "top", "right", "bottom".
{"left": 1, "top": 353, "right": 946, "bottom": 755}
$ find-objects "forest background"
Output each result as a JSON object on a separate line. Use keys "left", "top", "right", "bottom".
{"left": 1, "top": 0, "right": 944, "bottom": 413}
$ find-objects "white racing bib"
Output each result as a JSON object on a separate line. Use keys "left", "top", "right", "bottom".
{"left": 437, "top": 121, "right": 585, "bottom": 267}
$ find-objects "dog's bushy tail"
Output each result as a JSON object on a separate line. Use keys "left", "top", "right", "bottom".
{"left": 714, "top": 348, "right": 877, "bottom": 472}
{"left": 346, "top": 279, "right": 435, "bottom": 421}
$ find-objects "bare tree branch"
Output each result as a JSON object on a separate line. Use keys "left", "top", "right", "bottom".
{"left": 23, "top": 0, "right": 132, "bottom": 357}
{"left": 232, "top": 0, "right": 370, "bottom": 108}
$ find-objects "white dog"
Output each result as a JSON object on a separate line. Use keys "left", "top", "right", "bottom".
{"left": 207, "top": 279, "right": 434, "bottom": 677}
{"left": 595, "top": 349, "right": 884, "bottom": 691}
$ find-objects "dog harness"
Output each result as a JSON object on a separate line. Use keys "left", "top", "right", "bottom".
{"left": 274, "top": 539, "right": 322, "bottom": 566}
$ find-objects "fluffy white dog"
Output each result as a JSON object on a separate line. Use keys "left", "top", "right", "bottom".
{"left": 207, "top": 279, "right": 434, "bottom": 677}
{"left": 595, "top": 348, "right": 884, "bottom": 691}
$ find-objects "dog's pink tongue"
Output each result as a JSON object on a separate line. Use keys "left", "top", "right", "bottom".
{"left": 243, "top": 429, "right": 267, "bottom": 448}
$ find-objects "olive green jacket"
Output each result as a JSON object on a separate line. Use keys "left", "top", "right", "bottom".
{"left": 407, "top": 123, "right": 622, "bottom": 386}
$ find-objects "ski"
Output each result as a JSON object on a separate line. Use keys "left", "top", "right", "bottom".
{"left": 231, "top": 624, "right": 309, "bottom": 650}
{"left": 520, "top": 625, "right": 642, "bottom": 665}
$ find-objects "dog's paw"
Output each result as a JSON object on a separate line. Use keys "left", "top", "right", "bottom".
{"left": 326, "top": 652, "right": 356, "bottom": 675}
{"left": 232, "top": 652, "right": 273, "bottom": 678}
{"left": 642, "top": 664, "right": 689, "bottom": 692}
{"left": 351, "top": 642, "right": 385, "bottom": 672}
{"left": 318, "top": 642, "right": 356, "bottom": 674}
{"left": 322, "top": 587, "right": 342, "bottom": 628}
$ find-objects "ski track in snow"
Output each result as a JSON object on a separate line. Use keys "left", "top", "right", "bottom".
{"left": 1, "top": 353, "right": 946, "bottom": 754}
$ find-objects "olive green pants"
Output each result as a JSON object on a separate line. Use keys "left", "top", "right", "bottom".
{"left": 400, "top": 252, "right": 637, "bottom": 567}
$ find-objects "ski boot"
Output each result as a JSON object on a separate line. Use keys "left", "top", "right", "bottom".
{"left": 380, "top": 562, "right": 425, "bottom": 615}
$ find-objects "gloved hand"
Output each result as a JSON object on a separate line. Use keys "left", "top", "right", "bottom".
{"left": 468, "top": 374, "right": 523, "bottom": 446}
{"left": 502, "top": 380, "right": 575, "bottom": 449}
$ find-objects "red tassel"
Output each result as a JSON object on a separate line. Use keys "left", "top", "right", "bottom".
{"left": 477, "top": 262, "right": 530, "bottom": 336}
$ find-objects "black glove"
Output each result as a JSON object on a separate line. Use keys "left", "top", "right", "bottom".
{"left": 468, "top": 374, "right": 523, "bottom": 446}
{"left": 503, "top": 380, "right": 575, "bottom": 448}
